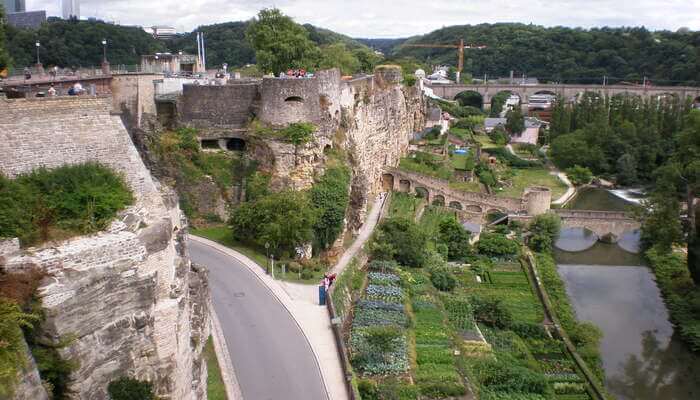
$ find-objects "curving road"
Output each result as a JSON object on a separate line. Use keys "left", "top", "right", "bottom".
{"left": 189, "top": 240, "right": 327, "bottom": 400}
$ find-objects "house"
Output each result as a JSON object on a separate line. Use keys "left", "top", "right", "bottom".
{"left": 484, "top": 117, "right": 543, "bottom": 145}
{"left": 462, "top": 222, "right": 482, "bottom": 244}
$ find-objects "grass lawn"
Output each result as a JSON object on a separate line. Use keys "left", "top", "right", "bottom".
{"left": 495, "top": 168, "right": 568, "bottom": 199}
{"left": 399, "top": 156, "right": 453, "bottom": 181}
{"left": 448, "top": 181, "right": 484, "bottom": 193}
{"left": 419, "top": 206, "right": 456, "bottom": 239}
{"left": 473, "top": 134, "right": 500, "bottom": 149}
{"left": 204, "top": 336, "right": 227, "bottom": 400}
{"left": 388, "top": 192, "right": 424, "bottom": 220}
{"left": 190, "top": 225, "right": 326, "bottom": 284}
{"left": 450, "top": 153, "right": 475, "bottom": 171}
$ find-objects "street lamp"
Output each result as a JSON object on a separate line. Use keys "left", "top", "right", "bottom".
{"left": 102, "top": 39, "right": 107, "bottom": 63}
{"left": 35, "top": 41, "right": 41, "bottom": 65}
{"left": 265, "top": 242, "right": 270, "bottom": 274}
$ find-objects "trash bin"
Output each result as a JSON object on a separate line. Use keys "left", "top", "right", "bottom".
{"left": 318, "top": 285, "right": 326, "bottom": 306}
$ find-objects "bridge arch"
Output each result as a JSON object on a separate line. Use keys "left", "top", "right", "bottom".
{"left": 399, "top": 179, "right": 411, "bottom": 192}
{"left": 448, "top": 201, "right": 463, "bottom": 210}
{"left": 415, "top": 187, "right": 429, "bottom": 201}
{"left": 382, "top": 173, "right": 395, "bottom": 192}
{"left": 534, "top": 90, "right": 556, "bottom": 96}
{"left": 432, "top": 195, "right": 445, "bottom": 207}
{"left": 455, "top": 90, "right": 484, "bottom": 109}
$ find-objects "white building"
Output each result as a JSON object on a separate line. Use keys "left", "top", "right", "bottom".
{"left": 62, "top": 0, "right": 79, "bottom": 19}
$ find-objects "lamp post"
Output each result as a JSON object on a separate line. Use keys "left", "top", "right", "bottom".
{"left": 35, "top": 41, "right": 40, "bottom": 65}
{"left": 265, "top": 242, "right": 270, "bottom": 274}
{"left": 102, "top": 39, "right": 107, "bottom": 62}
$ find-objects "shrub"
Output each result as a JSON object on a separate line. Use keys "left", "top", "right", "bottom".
{"left": 0, "top": 299, "right": 39, "bottom": 398}
{"left": 528, "top": 214, "right": 561, "bottom": 253}
{"left": 471, "top": 296, "right": 513, "bottom": 329}
{"left": 430, "top": 268, "right": 457, "bottom": 292}
{"left": 477, "top": 233, "right": 520, "bottom": 259}
{"left": 373, "top": 218, "right": 428, "bottom": 267}
{"left": 0, "top": 163, "right": 133, "bottom": 247}
{"left": 565, "top": 165, "right": 593, "bottom": 186}
{"left": 107, "top": 377, "right": 156, "bottom": 400}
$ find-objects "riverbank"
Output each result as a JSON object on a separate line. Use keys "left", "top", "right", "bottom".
{"left": 646, "top": 249, "right": 700, "bottom": 351}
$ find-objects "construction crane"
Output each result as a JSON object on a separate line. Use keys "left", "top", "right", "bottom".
{"left": 402, "top": 39, "right": 487, "bottom": 83}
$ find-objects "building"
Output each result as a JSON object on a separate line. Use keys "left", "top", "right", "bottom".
{"left": 7, "top": 10, "right": 46, "bottom": 28}
{"left": 144, "top": 26, "right": 177, "bottom": 40}
{"left": 141, "top": 53, "right": 203, "bottom": 75}
{"left": 2, "top": 0, "right": 25, "bottom": 13}
{"left": 62, "top": 0, "right": 79, "bottom": 19}
{"left": 484, "top": 117, "right": 543, "bottom": 145}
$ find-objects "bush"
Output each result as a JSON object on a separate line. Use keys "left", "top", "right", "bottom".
{"left": 565, "top": 165, "right": 593, "bottom": 186}
{"left": 107, "top": 377, "right": 156, "bottom": 400}
{"left": 0, "top": 163, "right": 133, "bottom": 247}
{"left": 477, "top": 233, "right": 520, "bottom": 259}
{"left": 528, "top": 214, "right": 561, "bottom": 253}
{"left": 471, "top": 296, "right": 513, "bottom": 329}
{"left": 373, "top": 218, "right": 428, "bottom": 267}
{"left": 430, "top": 268, "right": 457, "bottom": 292}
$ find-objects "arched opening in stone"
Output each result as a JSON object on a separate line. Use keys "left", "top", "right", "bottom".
{"left": 415, "top": 187, "right": 429, "bottom": 201}
{"left": 399, "top": 180, "right": 411, "bottom": 193}
{"left": 449, "top": 201, "right": 463, "bottom": 210}
{"left": 285, "top": 96, "right": 304, "bottom": 103}
{"left": 201, "top": 139, "right": 220, "bottom": 150}
{"left": 486, "top": 209, "right": 507, "bottom": 223}
{"left": 432, "top": 195, "right": 445, "bottom": 207}
{"left": 534, "top": 90, "right": 556, "bottom": 96}
{"left": 382, "top": 174, "right": 395, "bottom": 192}
{"left": 465, "top": 204, "right": 482, "bottom": 213}
{"left": 324, "top": 144, "right": 332, "bottom": 154}
{"left": 226, "top": 138, "right": 247, "bottom": 151}
{"left": 692, "top": 96, "right": 700, "bottom": 108}
{"left": 454, "top": 90, "right": 484, "bottom": 109}
{"left": 491, "top": 90, "right": 518, "bottom": 116}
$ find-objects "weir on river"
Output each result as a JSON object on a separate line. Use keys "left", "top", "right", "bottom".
{"left": 554, "top": 188, "right": 700, "bottom": 400}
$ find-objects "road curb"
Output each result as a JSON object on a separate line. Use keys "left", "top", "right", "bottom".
{"left": 209, "top": 306, "right": 244, "bottom": 400}
{"left": 189, "top": 235, "right": 331, "bottom": 400}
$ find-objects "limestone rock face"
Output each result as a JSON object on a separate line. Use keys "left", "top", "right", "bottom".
{"left": 0, "top": 97, "right": 209, "bottom": 400}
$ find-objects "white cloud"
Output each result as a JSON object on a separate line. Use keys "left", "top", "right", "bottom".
{"left": 26, "top": 0, "right": 700, "bottom": 37}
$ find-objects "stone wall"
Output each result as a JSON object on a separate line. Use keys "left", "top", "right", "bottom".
{"left": 0, "top": 96, "right": 209, "bottom": 400}
{"left": 181, "top": 82, "right": 259, "bottom": 130}
{"left": 111, "top": 74, "right": 160, "bottom": 129}
{"left": 259, "top": 76, "right": 322, "bottom": 126}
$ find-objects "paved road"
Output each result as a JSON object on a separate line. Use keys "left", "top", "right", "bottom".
{"left": 189, "top": 240, "right": 327, "bottom": 400}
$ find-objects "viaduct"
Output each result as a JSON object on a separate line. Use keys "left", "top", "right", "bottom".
{"left": 426, "top": 82, "right": 700, "bottom": 105}
{"left": 382, "top": 168, "right": 640, "bottom": 243}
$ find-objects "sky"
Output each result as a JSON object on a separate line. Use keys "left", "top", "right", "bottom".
{"left": 26, "top": 0, "right": 700, "bottom": 38}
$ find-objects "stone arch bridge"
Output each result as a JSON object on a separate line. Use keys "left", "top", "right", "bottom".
{"left": 552, "top": 209, "right": 640, "bottom": 243}
{"left": 381, "top": 168, "right": 550, "bottom": 219}
{"left": 426, "top": 82, "right": 700, "bottom": 105}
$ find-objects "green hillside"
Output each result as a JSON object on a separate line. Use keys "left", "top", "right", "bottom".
{"left": 384, "top": 23, "right": 700, "bottom": 85}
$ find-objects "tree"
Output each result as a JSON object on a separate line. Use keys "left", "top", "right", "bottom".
{"left": 245, "top": 8, "right": 320, "bottom": 75}
{"left": 373, "top": 218, "right": 427, "bottom": 267}
{"left": 230, "top": 190, "right": 318, "bottom": 255}
{"left": 550, "top": 133, "right": 592, "bottom": 170}
{"left": 437, "top": 218, "right": 472, "bottom": 261}
{"left": 107, "top": 377, "right": 156, "bottom": 400}
{"left": 674, "top": 110, "right": 700, "bottom": 241}
{"left": 565, "top": 165, "right": 593, "bottom": 186}
{"left": 352, "top": 47, "right": 382, "bottom": 73}
{"left": 0, "top": 5, "right": 11, "bottom": 71}
{"left": 505, "top": 107, "right": 525, "bottom": 135}
{"left": 528, "top": 214, "right": 561, "bottom": 252}
{"left": 318, "top": 43, "right": 360, "bottom": 75}
{"left": 640, "top": 177, "right": 683, "bottom": 253}
{"left": 477, "top": 233, "right": 519, "bottom": 258}
{"left": 616, "top": 153, "right": 638, "bottom": 185}
{"left": 310, "top": 165, "right": 351, "bottom": 251}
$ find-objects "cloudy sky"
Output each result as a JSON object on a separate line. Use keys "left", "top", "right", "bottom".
{"left": 27, "top": 0, "right": 700, "bottom": 37}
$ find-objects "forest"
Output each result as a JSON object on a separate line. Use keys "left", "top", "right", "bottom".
{"left": 368, "top": 23, "right": 700, "bottom": 85}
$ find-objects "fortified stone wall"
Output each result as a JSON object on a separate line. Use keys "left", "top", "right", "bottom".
{"left": 181, "top": 82, "right": 259, "bottom": 130}
{"left": 259, "top": 76, "right": 323, "bottom": 126}
{"left": 0, "top": 96, "right": 209, "bottom": 400}
{"left": 111, "top": 74, "right": 160, "bottom": 129}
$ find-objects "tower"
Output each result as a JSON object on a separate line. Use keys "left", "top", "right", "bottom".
{"left": 62, "top": 0, "right": 79, "bottom": 19}
{"left": 2, "top": 0, "right": 26, "bottom": 13}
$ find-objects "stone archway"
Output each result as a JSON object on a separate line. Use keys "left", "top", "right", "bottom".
{"left": 382, "top": 174, "right": 395, "bottom": 192}
{"left": 448, "top": 201, "right": 463, "bottom": 210}
{"left": 455, "top": 90, "right": 484, "bottom": 109}
{"left": 415, "top": 187, "right": 429, "bottom": 202}
{"left": 464, "top": 204, "right": 482, "bottom": 213}
{"left": 486, "top": 209, "right": 507, "bottom": 223}
{"left": 226, "top": 138, "right": 247, "bottom": 151}
{"left": 432, "top": 195, "right": 445, "bottom": 207}
{"left": 399, "top": 179, "right": 411, "bottom": 193}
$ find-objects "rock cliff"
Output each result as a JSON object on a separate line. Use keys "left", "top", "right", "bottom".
{"left": 0, "top": 96, "right": 209, "bottom": 400}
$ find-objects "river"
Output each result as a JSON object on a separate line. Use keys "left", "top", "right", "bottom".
{"left": 554, "top": 187, "right": 700, "bottom": 400}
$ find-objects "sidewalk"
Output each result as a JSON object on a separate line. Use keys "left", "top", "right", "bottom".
{"left": 331, "top": 194, "right": 386, "bottom": 275}
{"left": 190, "top": 235, "right": 347, "bottom": 400}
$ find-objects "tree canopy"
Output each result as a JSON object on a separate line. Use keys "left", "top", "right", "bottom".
{"left": 0, "top": 5, "right": 11, "bottom": 71}
{"left": 389, "top": 23, "right": 700, "bottom": 85}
